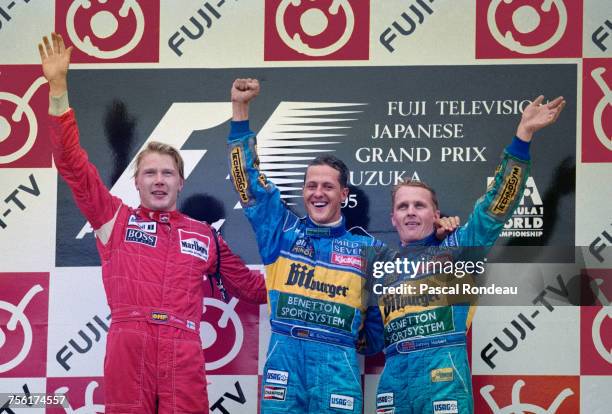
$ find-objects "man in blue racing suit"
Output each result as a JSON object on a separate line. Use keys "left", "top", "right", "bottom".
{"left": 373, "top": 95, "right": 566, "bottom": 414}
{"left": 227, "top": 78, "right": 383, "bottom": 413}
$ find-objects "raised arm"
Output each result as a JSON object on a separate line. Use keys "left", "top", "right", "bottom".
{"left": 515, "top": 95, "right": 566, "bottom": 143}
{"left": 227, "top": 79, "right": 297, "bottom": 264}
{"left": 39, "top": 33, "right": 121, "bottom": 242}
{"left": 445, "top": 95, "right": 566, "bottom": 247}
{"left": 39, "top": 32, "right": 72, "bottom": 99}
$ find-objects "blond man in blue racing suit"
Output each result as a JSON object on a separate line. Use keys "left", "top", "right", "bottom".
{"left": 373, "top": 95, "right": 565, "bottom": 414}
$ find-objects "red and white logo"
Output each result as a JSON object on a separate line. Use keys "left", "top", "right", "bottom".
{"left": 200, "top": 294, "right": 260, "bottom": 374}
{"left": 0, "top": 273, "right": 49, "bottom": 377}
{"left": 475, "top": 0, "right": 582, "bottom": 59}
{"left": 331, "top": 252, "right": 362, "bottom": 270}
{"left": 582, "top": 59, "right": 612, "bottom": 163}
{"left": 580, "top": 269, "right": 612, "bottom": 374}
{"left": 178, "top": 229, "right": 210, "bottom": 261}
{"left": 264, "top": 0, "right": 369, "bottom": 61}
{"left": 0, "top": 67, "right": 51, "bottom": 168}
{"left": 474, "top": 376, "right": 579, "bottom": 413}
{"left": 46, "top": 378, "right": 105, "bottom": 414}
{"left": 55, "top": 0, "right": 159, "bottom": 63}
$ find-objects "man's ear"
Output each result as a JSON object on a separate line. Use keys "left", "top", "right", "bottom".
{"left": 341, "top": 186, "right": 349, "bottom": 203}
{"left": 390, "top": 212, "right": 398, "bottom": 230}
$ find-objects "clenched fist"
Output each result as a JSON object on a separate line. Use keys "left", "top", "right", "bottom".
{"left": 231, "top": 78, "right": 260, "bottom": 104}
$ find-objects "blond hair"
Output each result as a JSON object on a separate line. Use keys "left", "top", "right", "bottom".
{"left": 391, "top": 179, "right": 439, "bottom": 210}
{"left": 134, "top": 142, "right": 184, "bottom": 179}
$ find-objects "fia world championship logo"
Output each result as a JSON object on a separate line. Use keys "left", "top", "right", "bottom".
{"left": 582, "top": 59, "right": 612, "bottom": 163}
{"left": 54, "top": 0, "right": 159, "bottom": 63}
{"left": 475, "top": 0, "right": 582, "bottom": 58}
{"left": 0, "top": 67, "right": 51, "bottom": 168}
{"left": 264, "top": 0, "right": 369, "bottom": 60}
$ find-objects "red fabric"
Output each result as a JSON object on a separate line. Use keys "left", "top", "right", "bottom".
{"left": 50, "top": 109, "right": 266, "bottom": 413}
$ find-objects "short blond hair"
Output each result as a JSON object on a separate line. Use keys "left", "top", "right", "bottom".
{"left": 134, "top": 142, "right": 184, "bottom": 179}
{"left": 391, "top": 179, "right": 439, "bottom": 210}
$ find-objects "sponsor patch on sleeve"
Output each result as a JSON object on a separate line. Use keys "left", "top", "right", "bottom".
{"left": 329, "top": 394, "right": 354, "bottom": 411}
{"left": 265, "top": 369, "right": 289, "bottom": 385}
{"left": 431, "top": 367, "right": 454, "bottom": 383}
{"left": 125, "top": 228, "right": 157, "bottom": 247}
{"left": 263, "top": 385, "right": 286, "bottom": 401}
{"left": 376, "top": 408, "right": 395, "bottom": 414}
{"left": 490, "top": 164, "right": 522, "bottom": 217}
{"left": 433, "top": 400, "right": 459, "bottom": 414}
{"left": 230, "top": 146, "right": 251, "bottom": 204}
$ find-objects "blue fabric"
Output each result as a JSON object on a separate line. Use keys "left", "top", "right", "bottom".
{"left": 375, "top": 142, "right": 531, "bottom": 414}
{"left": 228, "top": 121, "right": 384, "bottom": 412}
{"left": 261, "top": 334, "right": 363, "bottom": 413}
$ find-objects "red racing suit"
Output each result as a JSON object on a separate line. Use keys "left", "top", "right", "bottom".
{"left": 50, "top": 109, "right": 266, "bottom": 414}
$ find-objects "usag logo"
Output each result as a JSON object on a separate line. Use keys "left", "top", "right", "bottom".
{"left": 330, "top": 394, "right": 354, "bottom": 411}
{"left": 178, "top": 230, "right": 210, "bottom": 261}
{"left": 264, "top": 0, "right": 369, "bottom": 60}
{"left": 266, "top": 369, "right": 289, "bottom": 385}
{"left": 0, "top": 67, "right": 51, "bottom": 168}
{"left": 54, "top": 0, "right": 160, "bottom": 63}
{"left": 475, "top": 0, "right": 582, "bottom": 58}
{"left": 376, "top": 392, "right": 394, "bottom": 407}
{"left": 433, "top": 400, "right": 458, "bottom": 414}
{"left": 582, "top": 59, "right": 612, "bottom": 163}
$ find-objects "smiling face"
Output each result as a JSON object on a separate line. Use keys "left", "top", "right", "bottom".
{"left": 134, "top": 152, "right": 184, "bottom": 212}
{"left": 391, "top": 186, "right": 440, "bottom": 245}
{"left": 303, "top": 164, "right": 348, "bottom": 225}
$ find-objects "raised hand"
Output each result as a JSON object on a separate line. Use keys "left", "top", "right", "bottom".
{"left": 231, "top": 78, "right": 260, "bottom": 121}
{"left": 516, "top": 95, "right": 566, "bottom": 142}
{"left": 231, "top": 78, "right": 260, "bottom": 104}
{"left": 38, "top": 32, "right": 73, "bottom": 96}
{"left": 435, "top": 216, "right": 460, "bottom": 240}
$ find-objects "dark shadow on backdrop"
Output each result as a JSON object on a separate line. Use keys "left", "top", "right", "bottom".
{"left": 105, "top": 100, "right": 137, "bottom": 184}
{"left": 181, "top": 194, "right": 226, "bottom": 224}
{"left": 344, "top": 185, "right": 372, "bottom": 232}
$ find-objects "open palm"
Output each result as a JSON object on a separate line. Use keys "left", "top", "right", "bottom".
{"left": 38, "top": 33, "right": 73, "bottom": 94}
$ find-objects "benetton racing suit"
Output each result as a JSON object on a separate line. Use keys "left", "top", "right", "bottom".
{"left": 374, "top": 138, "right": 530, "bottom": 414}
{"left": 228, "top": 120, "right": 383, "bottom": 413}
{"left": 50, "top": 109, "right": 267, "bottom": 414}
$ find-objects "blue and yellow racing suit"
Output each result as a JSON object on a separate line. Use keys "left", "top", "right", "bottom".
{"left": 228, "top": 120, "right": 383, "bottom": 413}
{"left": 374, "top": 137, "right": 530, "bottom": 414}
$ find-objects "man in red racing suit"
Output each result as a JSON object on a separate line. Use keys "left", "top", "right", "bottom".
{"left": 40, "top": 33, "right": 266, "bottom": 413}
